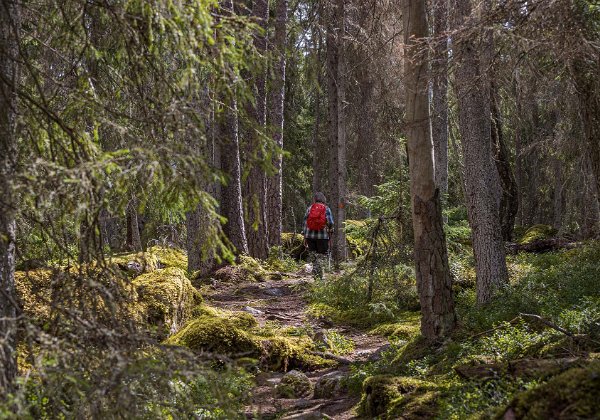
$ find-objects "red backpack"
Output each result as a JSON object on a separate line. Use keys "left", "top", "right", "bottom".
{"left": 307, "top": 203, "right": 327, "bottom": 231}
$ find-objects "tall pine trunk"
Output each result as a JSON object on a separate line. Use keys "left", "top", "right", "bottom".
{"left": 0, "top": 0, "right": 20, "bottom": 391}
{"left": 245, "top": 0, "right": 269, "bottom": 259}
{"left": 453, "top": 0, "right": 508, "bottom": 304}
{"left": 266, "top": 0, "right": 288, "bottom": 248}
{"left": 126, "top": 196, "right": 143, "bottom": 252}
{"left": 403, "top": 0, "right": 456, "bottom": 339}
{"left": 325, "top": 0, "right": 347, "bottom": 264}
{"left": 431, "top": 0, "right": 449, "bottom": 202}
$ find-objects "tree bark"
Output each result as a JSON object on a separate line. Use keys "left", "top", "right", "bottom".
{"left": 431, "top": 0, "right": 449, "bottom": 203}
{"left": 0, "top": 0, "right": 20, "bottom": 392}
{"left": 266, "top": 0, "right": 288, "bottom": 248}
{"left": 219, "top": 100, "right": 249, "bottom": 254}
{"left": 403, "top": 0, "right": 456, "bottom": 339}
{"left": 126, "top": 196, "right": 143, "bottom": 252}
{"left": 325, "top": 0, "right": 347, "bottom": 264}
{"left": 491, "top": 84, "right": 518, "bottom": 241}
{"left": 245, "top": 0, "right": 270, "bottom": 259}
{"left": 453, "top": 0, "right": 509, "bottom": 304}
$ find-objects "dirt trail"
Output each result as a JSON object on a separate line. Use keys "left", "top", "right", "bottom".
{"left": 205, "top": 273, "right": 389, "bottom": 419}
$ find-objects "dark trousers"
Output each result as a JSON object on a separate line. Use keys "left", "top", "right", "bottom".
{"left": 306, "top": 238, "right": 329, "bottom": 254}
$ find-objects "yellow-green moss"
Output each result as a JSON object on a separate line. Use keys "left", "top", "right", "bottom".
{"left": 371, "top": 314, "right": 421, "bottom": 341}
{"left": 518, "top": 224, "right": 558, "bottom": 245}
{"left": 360, "top": 375, "right": 434, "bottom": 418}
{"left": 133, "top": 267, "right": 201, "bottom": 337}
{"left": 500, "top": 361, "right": 600, "bottom": 419}
{"left": 146, "top": 246, "right": 188, "bottom": 271}
{"left": 191, "top": 305, "right": 258, "bottom": 329}
{"left": 237, "top": 254, "right": 269, "bottom": 281}
{"left": 275, "top": 370, "right": 313, "bottom": 399}
{"left": 281, "top": 233, "right": 304, "bottom": 251}
{"left": 166, "top": 315, "right": 260, "bottom": 355}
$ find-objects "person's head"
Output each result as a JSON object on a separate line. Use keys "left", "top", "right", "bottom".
{"left": 314, "top": 192, "right": 326, "bottom": 204}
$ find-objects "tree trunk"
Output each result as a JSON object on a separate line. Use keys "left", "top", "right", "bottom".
{"left": 403, "top": 0, "right": 456, "bottom": 339}
{"left": 312, "top": 16, "right": 326, "bottom": 194}
{"left": 0, "top": 0, "right": 20, "bottom": 392}
{"left": 325, "top": 0, "right": 347, "bottom": 265}
{"left": 244, "top": 0, "right": 269, "bottom": 259}
{"left": 453, "top": 0, "right": 508, "bottom": 304}
{"left": 431, "top": 0, "right": 449, "bottom": 204}
{"left": 126, "top": 197, "right": 143, "bottom": 252}
{"left": 219, "top": 100, "right": 249, "bottom": 254}
{"left": 266, "top": 0, "right": 288, "bottom": 248}
{"left": 491, "top": 84, "right": 518, "bottom": 241}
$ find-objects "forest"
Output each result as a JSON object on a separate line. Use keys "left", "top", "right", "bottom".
{"left": 1, "top": 0, "right": 600, "bottom": 418}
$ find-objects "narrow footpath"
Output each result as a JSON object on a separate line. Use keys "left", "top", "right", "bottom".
{"left": 205, "top": 273, "right": 389, "bottom": 419}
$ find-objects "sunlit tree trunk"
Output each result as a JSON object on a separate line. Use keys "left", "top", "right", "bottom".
{"left": 403, "top": 0, "right": 456, "bottom": 339}
{"left": 0, "top": 0, "right": 20, "bottom": 392}
{"left": 266, "top": 0, "right": 288, "bottom": 248}
{"left": 453, "top": 0, "right": 508, "bottom": 304}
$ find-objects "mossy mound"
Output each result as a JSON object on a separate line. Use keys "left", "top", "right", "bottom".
{"left": 166, "top": 315, "right": 259, "bottom": 355}
{"left": 360, "top": 375, "right": 436, "bottom": 418}
{"left": 276, "top": 370, "right": 313, "bottom": 399}
{"left": 500, "top": 361, "right": 600, "bottom": 419}
{"left": 518, "top": 224, "right": 558, "bottom": 245}
{"left": 212, "top": 255, "right": 269, "bottom": 283}
{"left": 166, "top": 307, "right": 332, "bottom": 371}
{"left": 132, "top": 267, "right": 201, "bottom": 337}
{"left": 111, "top": 246, "right": 188, "bottom": 275}
{"left": 371, "top": 319, "right": 421, "bottom": 342}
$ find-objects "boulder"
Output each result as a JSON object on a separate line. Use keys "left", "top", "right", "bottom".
{"left": 276, "top": 370, "right": 313, "bottom": 399}
{"left": 313, "top": 371, "right": 347, "bottom": 399}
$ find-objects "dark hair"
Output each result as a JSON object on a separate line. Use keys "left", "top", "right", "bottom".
{"left": 314, "top": 192, "right": 326, "bottom": 203}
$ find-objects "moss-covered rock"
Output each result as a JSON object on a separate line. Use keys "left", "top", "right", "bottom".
{"left": 500, "top": 361, "right": 600, "bottom": 419}
{"left": 360, "top": 375, "right": 436, "bottom": 418}
{"left": 518, "top": 224, "right": 558, "bottom": 245}
{"left": 275, "top": 370, "right": 313, "bottom": 399}
{"left": 212, "top": 255, "right": 269, "bottom": 283}
{"left": 371, "top": 320, "right": 421, "bottom": 342}
{"left": 166, "top": 315, "right": 260, "bottom": 355}
{"left": 281, "top": 233, "right": 304, "bottom": 253}
{"left": 132, "top": 267, "right": 201, "bottom": 337}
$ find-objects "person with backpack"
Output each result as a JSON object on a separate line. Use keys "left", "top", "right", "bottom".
{"left": 302, "top": 192, "right": 334, "bottom": 279}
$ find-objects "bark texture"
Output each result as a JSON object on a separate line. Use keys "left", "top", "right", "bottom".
{"left": 403, "top": 0, "right": 456, "bottom": 339}
{"left": 245, "top": 0, "right": 269, "bottom": 259}
{"left": 0, "top": 0, "right": 20, "bottom": 392}
{"left": 266, "top": 0, "right": 288, "bottom": 248}
{"left": 126, "top": 197, "right": 143, "bottom": 252}
{"left": 325, "top": 0, "right": 347, "bottom": 264}
{"left": 219, "top": 101, "right": 248, "bottom": 254}
{"left": 491, "top": 85, "right": 518, "bottom": 241}
{"left": 453, "top": 0, "right": 509, "bottom": 304}
{"left": 431, "top": 0, "right": 449, "bottom": 200}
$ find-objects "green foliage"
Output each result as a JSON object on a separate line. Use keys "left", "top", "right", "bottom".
{"left": 517, "top": 224, "right": 558, "bottom": 244}
{"left": 308, "top": 269, "right": 418, "bottom": 329}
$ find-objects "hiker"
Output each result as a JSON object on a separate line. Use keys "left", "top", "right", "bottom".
{"left": 302, "top": 192, "right": 334, "bottom": 279}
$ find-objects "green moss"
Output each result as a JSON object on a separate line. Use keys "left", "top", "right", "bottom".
{"left": 281, "top": 233, "right": 304, "bottom": 252}
{"left": 359, "top": 375, "right": 433, "bottom": 418}
{"left": 518, "top": 224, "right": 558, "bottom": 245}
{"left": 501, "top": 361, "right": 600, "bottom": 419}
{"left": 275, "top": 370, "right": 313, "bottom": 399}
{"left": 146, "top": 246, "right": 188, "bottom": 271}
{"left": 237, "top": 254, "right": 269, "bottom": 281}
{"left": 166, "top": 315, "right": 260, "bottom": 355}
{"left": 191, "top": 305, "right": 258, "bottom": 329}
{"left": 133, "top": 267, "right": 201, "bottom": 338}
{"left": 371, "top": 318, "right": 421, "bottom": 342}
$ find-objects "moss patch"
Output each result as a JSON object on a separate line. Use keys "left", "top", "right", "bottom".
{"left": 132, "top": 267, "right": 201, "bottom": 338}
{"left": 360, "top": 375, "right": 435, "bottom": 418}
{"left": 501, "top": 361, "right": 600, "bottom": 419}
{"left": 518, "top": 224, "right": 558, "bottom": 245}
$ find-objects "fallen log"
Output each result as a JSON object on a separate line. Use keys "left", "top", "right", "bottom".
{"left": 506, "top": 238, "right": 581, "bottom": 254}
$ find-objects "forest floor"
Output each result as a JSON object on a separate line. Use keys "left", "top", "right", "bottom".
{"left": 205, "top": 270, "right": 389, "bottom": 419}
